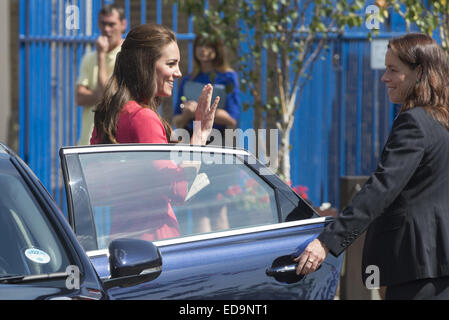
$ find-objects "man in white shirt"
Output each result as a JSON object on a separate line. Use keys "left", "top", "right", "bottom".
{"left": 75, "top": 4, "right": 127, "bottom": 145}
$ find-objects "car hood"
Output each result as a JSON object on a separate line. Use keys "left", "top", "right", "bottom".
{"left": 0, "top": 284, "right": 73, "bottom": 300}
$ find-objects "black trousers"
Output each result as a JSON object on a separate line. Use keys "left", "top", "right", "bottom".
{"left": 386, "top": 276, "right": 449, "bottom": 300}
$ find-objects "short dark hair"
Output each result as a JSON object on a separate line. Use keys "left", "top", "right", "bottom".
{"left": 99, "top": 4, "right": 125, "bottom": 21}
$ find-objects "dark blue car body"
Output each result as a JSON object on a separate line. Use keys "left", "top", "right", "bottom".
{"left": 0, "top": 143, "right": 162, "bottom": 300}
{"left": 0, "top": 144, "right": 107, "bottom": 300}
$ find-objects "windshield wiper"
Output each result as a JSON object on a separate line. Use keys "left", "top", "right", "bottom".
{"left": 0, "top": 272, "right": 69, "bottom": 284}
{"left": 0, "top": 274, "right": 25, "bottom": 283}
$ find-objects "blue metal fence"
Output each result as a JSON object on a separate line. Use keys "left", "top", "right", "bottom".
{"left": 19, "top": 0, "right": 197, "bottom": 213}
{"left": 291, "top": 36, "right": 393, "bottom": 208}
{"left": 19, "top": 0, "right": 410, "bottom": 212}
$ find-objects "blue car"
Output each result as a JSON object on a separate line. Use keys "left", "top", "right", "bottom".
{"left": 60, "top": 144, "right": 343, "bottom": 300}
{"left": 0, "top": 143, "right": 342, "bottom": 299}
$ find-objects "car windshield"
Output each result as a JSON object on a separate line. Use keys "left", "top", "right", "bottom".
{"left": 0, "top": 171, "right": 72, "bottom": 278}
{"left": 77, "top": 150, "right": 278, "bottom": 250}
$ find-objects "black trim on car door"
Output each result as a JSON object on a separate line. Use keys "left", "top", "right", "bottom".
{"left": 60, "top": 151, "right": 98, "bottom": 251}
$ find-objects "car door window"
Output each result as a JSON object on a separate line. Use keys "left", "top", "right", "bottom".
{"left": 77, "top": 151, "right": 278, "bottom": 250}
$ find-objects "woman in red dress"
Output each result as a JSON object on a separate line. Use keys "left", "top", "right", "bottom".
{"left": 90, "top": 24, "right": 219, "bottom": 241}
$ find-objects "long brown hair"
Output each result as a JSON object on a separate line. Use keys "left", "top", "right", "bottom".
{"left": 191, "top": 35, "right": 232, "bottom": 79}
{"left": 389, "top": 33, "right": 449, "bottom": 131}
{"left": 94, "top": 23, "right": 176, "bottom": 143}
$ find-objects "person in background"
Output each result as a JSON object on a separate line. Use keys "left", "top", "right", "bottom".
{"left": 75, "top": 4, "right": 127, "bottom": 145}
{"left": 173, "top": 34, "right": 240, "bottom": 147}
{"left": 172, "top": 34, "right": 240, "bottom": 232}
{"left": 295, "top": 33, "right": 449, "bottom": 300}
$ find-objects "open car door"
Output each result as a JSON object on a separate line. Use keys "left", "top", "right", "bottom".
{"left": 60, "top": 144, "right": 342, "bottom": 299}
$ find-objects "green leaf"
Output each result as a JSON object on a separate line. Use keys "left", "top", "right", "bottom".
{"left": 336, "top": 2, "right": 344, "bottom": 12}
{"left": 317, "top": 22, "right": 326, "bottom": 32}
{"left": 354, "top": 0, "right": 364, "bottom": 10}
{"left": 262, "top": 38, "right": 269, "bottom": 49}
{"left": 290, "top": 11, "right": 298, "bottom": 20}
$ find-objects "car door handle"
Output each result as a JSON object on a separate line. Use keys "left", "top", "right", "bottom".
{"left": 266, "top": 254, "right": 323, "bottom": 284}
{"left": 266, "top": 264, "right": 298, "bottom": 276}
{"left": 266, "top": 263, "right": 322, "bottom": 276}
{"left": 266, "top": 255, "right": 304, "bottom": 284}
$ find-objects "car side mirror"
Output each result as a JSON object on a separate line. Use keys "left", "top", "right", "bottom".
{"left": 103, "top": 238, "right": 162, "bottom": 290}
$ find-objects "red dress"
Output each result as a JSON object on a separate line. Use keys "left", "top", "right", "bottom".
{"left": 90, "top": 101, "right": 186, "bottom": 241}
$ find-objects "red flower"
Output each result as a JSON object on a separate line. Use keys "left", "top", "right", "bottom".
{"left": 292, "top": 185, "right": 309, "bottom": 199}
{"left": 226, "top": 185, "right": 242, "bottom": 196}
{"left": 235, "top": 185, "right": 242, "bottom": 194}
{"left": 245, "top": 178, "right": 257, "bottom": 188}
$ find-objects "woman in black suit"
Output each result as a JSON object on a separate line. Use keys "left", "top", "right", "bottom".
{"left": 294, "top": 33, "right": 449, "bottom": 300}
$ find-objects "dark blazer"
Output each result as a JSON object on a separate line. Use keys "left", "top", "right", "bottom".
{"left": 318, "top": 107, "right": 449, "bottom": 287}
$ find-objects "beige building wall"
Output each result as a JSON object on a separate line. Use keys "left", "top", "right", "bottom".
{"left": 0, "top": 0, "right": 11, "bottom": 146}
